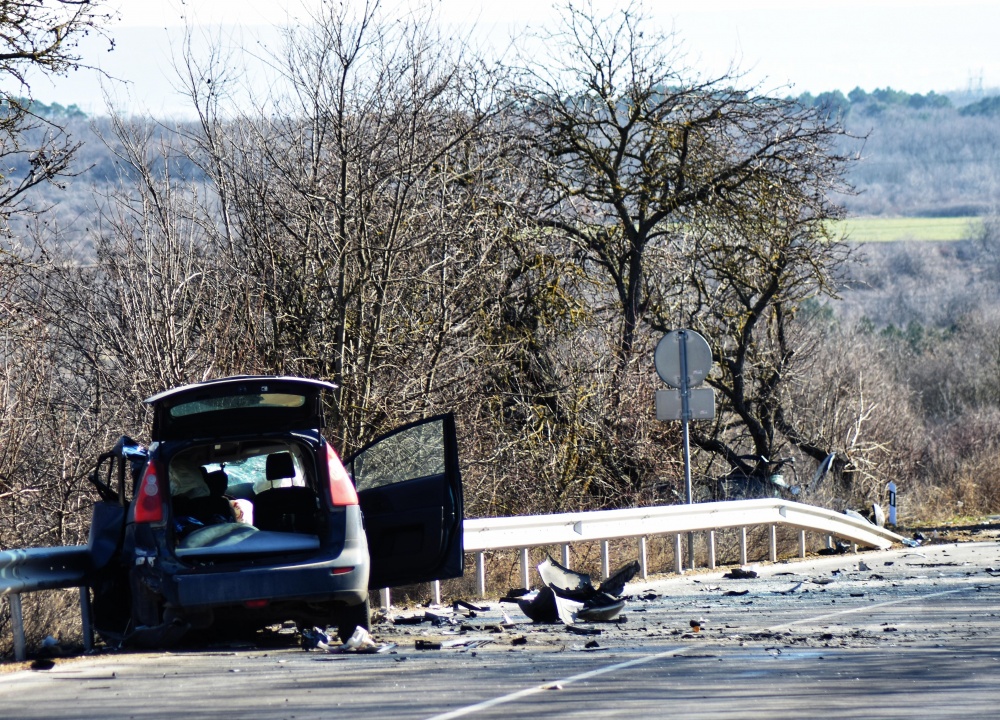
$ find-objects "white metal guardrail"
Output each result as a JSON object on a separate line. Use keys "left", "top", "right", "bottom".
{"left": 3, "top": 499, "right": 905, "bottom": 659}
{"left": 462, "top": 498, "right": 907, "bottom": 594}
{"left": 0, "top": 546, "right": 93, "bottom": 662}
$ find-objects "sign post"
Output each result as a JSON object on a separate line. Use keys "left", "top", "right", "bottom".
{"left": 654, "top": 330, "right": 715, "bottom": 571}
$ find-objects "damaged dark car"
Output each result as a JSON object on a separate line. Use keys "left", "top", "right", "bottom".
{"left": 86, "top": 376, "right": 463, "bottom": 646}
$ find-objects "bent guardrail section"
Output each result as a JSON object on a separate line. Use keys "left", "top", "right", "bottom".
{"left": 463, "top": 498, "right": 906, "bottom": 594}
{"left": 0, "top": 546, "right": 93, "bottom": 662}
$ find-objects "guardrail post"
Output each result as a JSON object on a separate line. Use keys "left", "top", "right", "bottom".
{"left": 600, "top": 540, "right": 610, "bottom": 579}
{"left": 79, "top": 587, "right": 93, "bottom": 653}
{"left": 519, "top": 547, "right": 530, "bottom": 589}
{"left": 432, "top": 580, "right": 441, "bottom": 606}
{"left": 639, "top": 537, "right": 648, "bottom": 579}
{"left": 561, "top": 544, "right": 571, "bottom": 569}
{"left": 9, "top": 593, "right": 26, "bottom": 662}
{"left": 769, "top": 525, "right": 778, "bottom": 562}
{"left": 475, "top": 551, "right": 486, "bottom": 596}
{"left": 380, "top": 588, "right": 391, "bottom": 612}
{"left": 674, "top": 534, "right": 683, "bottom": 574}
{"left": 708, "top": 531, "right": 716, "bottom": 569}
{"left": 799, "top": 530, "right": 807, "bottom": 559}
{"left": 739, "top": 527, "right": 748, "bottom": 566}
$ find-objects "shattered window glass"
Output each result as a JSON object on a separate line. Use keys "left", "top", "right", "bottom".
{"left": 351, "top": 419, "right": 445, "bottom": 491}
{"left": 170, "top": 393, "right": 306, "bottom": 418}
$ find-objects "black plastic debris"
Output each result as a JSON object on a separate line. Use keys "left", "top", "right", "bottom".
{"left": 517, "top": 587, "right": 559, "bottom": 622}
{"left": 453, "top": 599, "right": 488, "bottom": 613}
{"left": 393, "top": 615, "right": 428, "bottom": 626}
{"left": 415, "top": 639, "right": 442, "bottom": 650}
{"left": 723, "top": 589, "right": 750, "bottom": 597}
{"left": 565, "top": 624, "right": 602, "bottom": 636}
{"left": 518, "top": 556, "right": 633, "bottom": 624}
{"left": 597, "top": 560, "right": 641, "bottom": 596}
{"left": 723, "top": 568, "right": 758, "bottom": 580}
{"left": 818, "top": 540, "right": 852, "bottom": 555}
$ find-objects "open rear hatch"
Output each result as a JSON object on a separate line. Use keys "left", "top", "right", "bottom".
{"left": 145, "top": 376, "right": 336, "bottom": 442}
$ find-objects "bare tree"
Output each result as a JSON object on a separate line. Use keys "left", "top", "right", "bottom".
{"left": 0, "top": 0, "right": 115, "bottom": 235}
{"left": 169, "top": 3, "right": 529, "bottom": 454}
{"left": 515, "top": 1, "right": 855, "bottom": 486}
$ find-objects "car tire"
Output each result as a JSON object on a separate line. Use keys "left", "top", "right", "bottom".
{"left": 337, "top": 597, "right": 371, "bottom": 643}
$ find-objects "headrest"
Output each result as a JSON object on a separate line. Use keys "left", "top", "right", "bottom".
{"left": 265, "top": 452, "right": 295, "bottom": 481}
{"left": 204, "top": 469, "right": 229, "bottom": 496}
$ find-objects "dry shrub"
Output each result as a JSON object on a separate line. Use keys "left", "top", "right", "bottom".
{"left": 0, "top": 589, "right": 82, "bottom": 660}
{"left": 907, "top": 409, "right": 1000, "bottom": 521}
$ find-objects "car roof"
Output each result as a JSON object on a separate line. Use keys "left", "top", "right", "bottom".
{"left": 145, "top": 376, "right": 338, "bottom": 442}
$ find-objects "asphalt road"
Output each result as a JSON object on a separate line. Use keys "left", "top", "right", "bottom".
{"left": 2, "top": 539, "right": 999, "bottom": 719}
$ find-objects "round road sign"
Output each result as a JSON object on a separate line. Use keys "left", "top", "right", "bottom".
{"left": 654, "top": 330, "right": 713, "bottom": 388}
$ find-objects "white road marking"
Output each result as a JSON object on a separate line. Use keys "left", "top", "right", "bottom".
{"left": 427, "top": 583, "right": 980, "bottom": 719}
{"left": 424, "top": 646, "right": 694, "bottom": 720}
{"left": 768, "top": 587, "right": 966, "bottom": 631}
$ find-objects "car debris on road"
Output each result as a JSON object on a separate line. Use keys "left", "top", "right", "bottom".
{"left": 513, "top": 556, "right": 638, "bottom": 624}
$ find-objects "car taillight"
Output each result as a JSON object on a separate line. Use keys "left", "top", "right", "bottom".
{"left": 325, "top": 444, "right": 358, "bottom": 506}
{"left": 134, "top": 462, "right": 165, "bottom": 524}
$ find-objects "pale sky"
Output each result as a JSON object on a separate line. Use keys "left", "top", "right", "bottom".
{"left": 29, "top": 0, "right": 1000, "bottom": 117}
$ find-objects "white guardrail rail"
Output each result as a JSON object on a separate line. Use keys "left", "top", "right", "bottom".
{"left": 3, "top": 499, "right": 905, "bottom": 661}
{"left": 462, "top": 498, "right": 907, "bottom": 595}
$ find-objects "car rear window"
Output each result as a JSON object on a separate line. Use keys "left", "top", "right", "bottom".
{"left": 170, "top": 393, "right": 306, "bottom": 418}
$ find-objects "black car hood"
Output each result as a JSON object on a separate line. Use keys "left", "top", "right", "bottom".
{"left": 145, "top": 376, "right": 337, "bottom": 442}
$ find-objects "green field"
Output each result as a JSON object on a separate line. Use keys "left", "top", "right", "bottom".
{"left": 832, "top": 216, "right": 983, "bottom": 242}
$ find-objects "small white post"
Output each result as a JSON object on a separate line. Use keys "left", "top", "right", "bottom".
{"left": 475, "top": 551, "right": 486, "bottom": 596}
{"left": 799, "top": 530, "right": 807, "bottom": 559}
{"left": 9, "top": 593, "right": 25, "bottom": 662}
{"left": 707, "top": 531, "right": 716, "bottom": 569}
{"left": 639, "top": 536, "right": 648, "bottom": 579}
{"left": 600, "top": 540, "right": 610, "bottom": 579}
{"left": 380, "top": 588, "right": 391, "bottom": 612}
{"left": 432, "top": 580, "right": 441, "bottom": 606}
{"left": 888, "top": 481, "right": 898, "bottom": 526}
{"left": 674, "top": 534, "right": 683, "bottom": 574}
{"left": 561, "top": 544, "right": 571, "bottom": 568}
{"left": 520, "top": 547, "right": 530, "bottom": 589}
{"left": 769, "top": 525, "right": 777, "bottom": 562}
{"left": 739, "top": 527, "right": 748, "bottom": 566}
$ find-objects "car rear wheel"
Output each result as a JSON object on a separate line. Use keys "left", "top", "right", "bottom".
{"left": 337, "top": 597, "right": 371, "bottom": 643}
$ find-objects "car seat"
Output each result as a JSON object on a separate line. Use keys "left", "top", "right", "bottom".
{"left": 252, "top": 452, "right": 319, "bottom": 533}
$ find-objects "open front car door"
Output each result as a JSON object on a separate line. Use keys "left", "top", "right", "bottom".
{"left": 346, "top": 414, "right": 463, "bottom": 589}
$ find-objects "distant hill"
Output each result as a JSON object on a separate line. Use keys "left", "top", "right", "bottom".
{"left": 795, "top": 87, "right": 1000, "bottom": 217}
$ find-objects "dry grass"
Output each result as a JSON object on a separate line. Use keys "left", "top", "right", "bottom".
{"left": 0, "top": 589, "right": 83, "bottom": 661}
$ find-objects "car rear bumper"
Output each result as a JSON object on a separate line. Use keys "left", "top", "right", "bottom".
{"left": 171, "top": 541, "right": 370, "bottom": 609}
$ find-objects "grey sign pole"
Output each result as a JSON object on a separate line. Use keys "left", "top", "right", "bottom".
{"left": 654, "top": 328, "right": 714, "bottom": 573}
{"left": 678, "top": 331, "right": 696, "bottom": 569}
